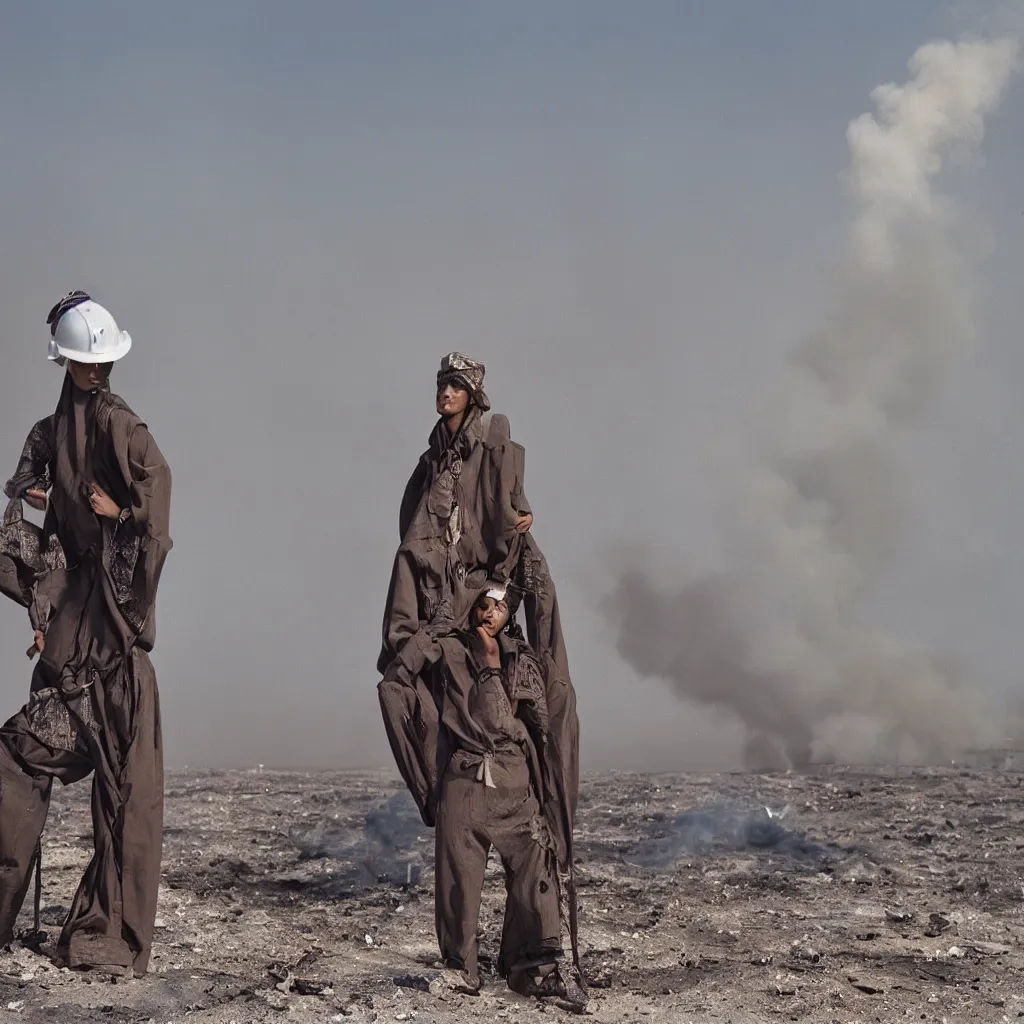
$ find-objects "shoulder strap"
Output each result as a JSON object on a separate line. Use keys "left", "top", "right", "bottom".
{"left": 481, "top": 411, "right": 511, "bottom": 448}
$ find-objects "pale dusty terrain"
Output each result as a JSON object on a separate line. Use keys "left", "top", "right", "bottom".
{"left": 2, "top": 762, "right": 1023, "bottom": 1024}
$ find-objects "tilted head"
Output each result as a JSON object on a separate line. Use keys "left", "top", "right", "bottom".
{"left": 472, "top": 593, "right": 510, "bottom": 638}
{"left": 436, "top": 351, "right": 491, "bottom": 416}
{"left": 436, "top": 379, "right": 470, "bottom": 420}
{"left": 46, "top": 291, "right": 132, "bottom": 371}
{"left": 471, "top": 580, "right": 522, "bottom": 637}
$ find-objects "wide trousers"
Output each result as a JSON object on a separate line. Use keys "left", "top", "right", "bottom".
{"left": 434, "top": 747, "right": 561, "bottom": 985}
{"left": 0, "top": 649, "right": 163, "bottom": 975}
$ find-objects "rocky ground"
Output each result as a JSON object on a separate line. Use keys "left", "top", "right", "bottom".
{"left": 2, "top": 760, "right": 1023, "bottom": 1024}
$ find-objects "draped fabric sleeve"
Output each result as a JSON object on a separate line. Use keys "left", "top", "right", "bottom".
{"left": 0, "top": 501, "right": 38, "bottom": 612}
{"left": 512, "top": 648, "right": 549, "bottom": 750}
{"left": 509, "top": 441, "right": 531, "bottom": 518}
{"left": 377, "top": 547, "right": 446, "bottom": 681}
{"left": 103, "top": 411, "right": 173, "bottom": 639}
{"left": 473, "top": 414, "right": 528, "bottom": 583}
{"left": 4, "top": 416, "right": 56, "bottom": 501}
{"left": 1, "top": 416, "right": 64, "bottom": 621}
{"left": 398, "top": 453, "right": 430, "bottom": 541}
{"left": 124, "top": 422, "right": 172, "bottom": 621}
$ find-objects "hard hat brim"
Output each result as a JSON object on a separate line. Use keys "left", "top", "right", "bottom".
{"left": 50, "top": 331, "right": 132, "bottom": 364}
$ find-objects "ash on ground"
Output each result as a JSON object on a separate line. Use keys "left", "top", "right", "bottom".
{"left": 289, "top": 789, "right": 429, "bottom": 889}
{"left": 2, "top": 762, "right": 1023, "bottom": 1023}
{"left": 624, "top": 802, "right": 845, "bottom": 869}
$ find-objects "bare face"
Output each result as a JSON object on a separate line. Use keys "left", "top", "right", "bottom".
{"left": 472, "top": 595, "right": 510, "bottom": 637}
{"left": 67, "top": 360, "right": 112, "bottom": 392}
{"left": 436, "top": 381, "right": 470, "bottom": 419}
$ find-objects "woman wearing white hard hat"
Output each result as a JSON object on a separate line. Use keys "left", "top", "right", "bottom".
{"left": 0, "top": 290, "right": 172, "bottom": 976}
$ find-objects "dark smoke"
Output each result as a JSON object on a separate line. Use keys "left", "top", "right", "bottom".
{"left": 606, "top": 573, "right": 816, "bottom": 769}
{"left": 289, "top": 789, "right": 429, "bottom": 888}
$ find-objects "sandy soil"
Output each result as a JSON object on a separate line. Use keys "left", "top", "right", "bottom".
{"left": 2, "top": 761, "right": 1022, "bottom": 1024}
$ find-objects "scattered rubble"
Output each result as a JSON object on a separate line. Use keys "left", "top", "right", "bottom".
{"left": 0, "top": 762, "right": 1021, "bottom": 1022}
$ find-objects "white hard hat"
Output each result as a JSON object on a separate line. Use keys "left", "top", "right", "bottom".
{"left": 47, "top": 300, "right": 132, "bottom": 364}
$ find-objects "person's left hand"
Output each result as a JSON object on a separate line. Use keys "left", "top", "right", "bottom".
{"left": 26, "top": 629, "right": 45, "bottom": 660}
{"left": 476, "top": 626, "right": 502, "bottom": 670}
{"left": 24, "top": 489, "right": 48, "bottom": 511}
{"left": 89, "top": 483, "right": 121, "bottom": 520}
{"left": 514, "top": 512, "right": 533, "bottom": 534}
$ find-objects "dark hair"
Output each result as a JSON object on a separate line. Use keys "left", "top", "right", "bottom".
{"left": 504, "top": 617, "right": 525, "bottom": 642}
{"left": 46, "top": 291, "right": 91, "bottom": 336}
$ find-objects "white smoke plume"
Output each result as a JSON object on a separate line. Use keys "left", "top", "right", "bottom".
{"left": 605, "top": 36, "right": 1021, "bottom": 768}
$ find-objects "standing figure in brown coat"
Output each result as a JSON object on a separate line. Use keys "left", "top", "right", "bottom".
{"left": 430, "top": 585, "right": 585, "bottom": 1004}
{"left": 377, "top": 354, "right": 583, "bottom": 1003}
{"left": 378, "top": 354, "right": 578, "bottom": 828}
{"left": 0, "top": 291, "right": 172, "bottom": 976}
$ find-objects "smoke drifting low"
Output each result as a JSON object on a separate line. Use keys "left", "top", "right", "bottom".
{"left": 605, "top": 37, "right": 1021, "bottom": 768}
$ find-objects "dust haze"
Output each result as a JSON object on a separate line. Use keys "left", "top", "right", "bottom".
{"left": 605, "top": 37, "right": 1024, "bottom": 767}
{"left": 0, "top": 5, "right": 1023, "bottom": 770}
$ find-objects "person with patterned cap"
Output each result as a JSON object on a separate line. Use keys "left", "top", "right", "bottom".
{"left": 0, "top": 291, "right": 172, "bottom": 976}
{"left": 376, "top": 352, "right": 584, "bottom": 1002}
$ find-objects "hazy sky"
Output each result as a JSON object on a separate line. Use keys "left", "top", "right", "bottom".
{"left": 1, "top": 2, "right": 1022, "bottom": 769}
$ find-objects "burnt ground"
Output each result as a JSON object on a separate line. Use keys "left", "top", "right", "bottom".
{"left": 2, "top": 762, "right": 1023, "bottom": 1024}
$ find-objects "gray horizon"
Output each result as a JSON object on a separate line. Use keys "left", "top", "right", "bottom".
{"left": 1, "top": 2, "right": 1022, "bottom": 771}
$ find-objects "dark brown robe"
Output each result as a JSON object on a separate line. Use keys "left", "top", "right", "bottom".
{"left": 379, "top": 407, "right": 529, "bottom": 676}
{"left": 378, "top": 406, "right": 579, "bottom": 869}
{"left": 378, "top": 407, "right": 583, "bottom": 988}
{"left": 0, "top": 375, "right": 172, "bottom": 975}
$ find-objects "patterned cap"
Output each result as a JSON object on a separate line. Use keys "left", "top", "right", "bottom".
{"left": 437, "top": 352, "right": 485, "bottom": 393}
{"left": 437, "top": 352, "right": 490, "bottom": 411}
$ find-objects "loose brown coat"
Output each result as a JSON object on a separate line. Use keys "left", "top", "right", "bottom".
{"left": 0, "top": 376, "right": 171, "bottom": 974}
{"left": 378, "top": 405, "right": 582, "bottom": 987}
{"left": 378, "top": 406, "right": 579, "bottom": 865}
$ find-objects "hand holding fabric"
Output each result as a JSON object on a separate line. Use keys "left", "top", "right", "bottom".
{"left": 24, "top": 490, "right": 48, "bottom": 512}
{"left": 89, "top": 483, "right": 121, "bottom": 519}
